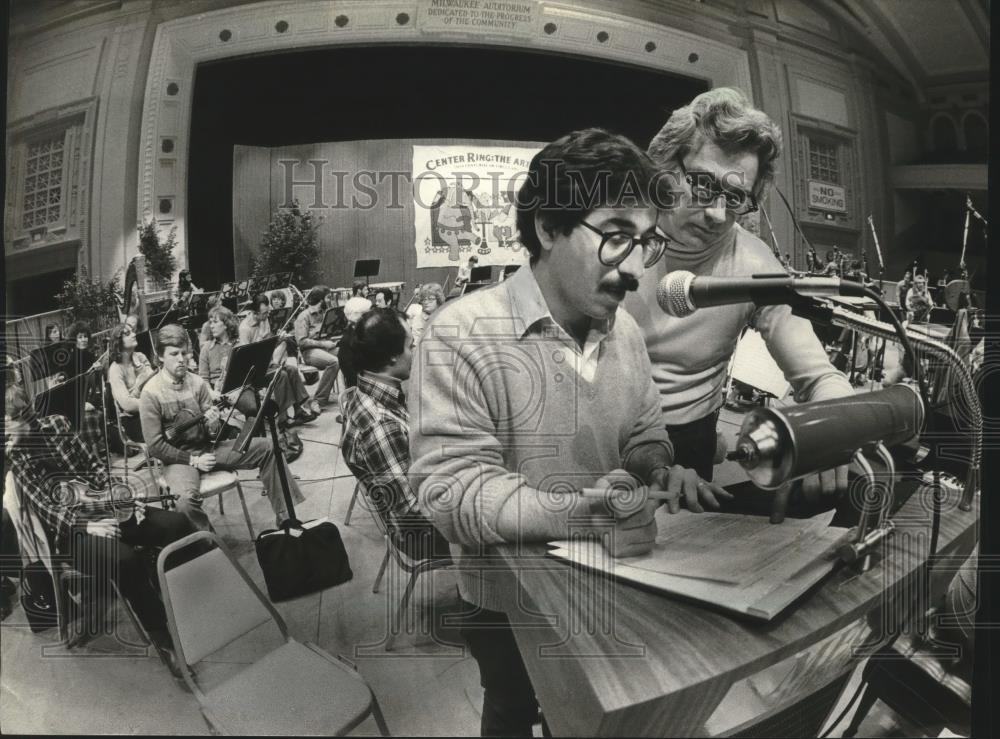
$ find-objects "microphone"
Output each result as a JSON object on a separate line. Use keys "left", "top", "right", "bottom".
{"left": 729, "top": 385, "right": 924, "bottom": 489}
{"left": 656, "top": 270, "right": 868, "bottom": 317}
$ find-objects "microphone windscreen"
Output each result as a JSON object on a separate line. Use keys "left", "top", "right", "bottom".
{"left": 656, "top": 271, "right": 694, "bottom": 317}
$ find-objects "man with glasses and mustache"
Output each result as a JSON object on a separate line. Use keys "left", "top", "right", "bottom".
{"left": 409, "top": 128, "right": 731, "bottom": 737}
{"left": 626, "top": 88, "right": 853, "bottom": 518}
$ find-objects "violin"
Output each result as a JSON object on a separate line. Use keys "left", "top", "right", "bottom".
{"left": 164, "top": 395, "right": 235, "bottom": 446}
{"left": 57, "top": 478, "right": 179, "bottom": 524}
{"left": 163, "top": 382, "right": 257, "bottom": 446}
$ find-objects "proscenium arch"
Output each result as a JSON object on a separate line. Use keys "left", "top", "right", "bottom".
{"left": 137, "top": 0, "right": 753, "bottom": 271}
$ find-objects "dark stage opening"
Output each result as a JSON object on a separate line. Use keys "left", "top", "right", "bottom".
{"left": 189, "top": 44, "right": 707, "bottom": 288}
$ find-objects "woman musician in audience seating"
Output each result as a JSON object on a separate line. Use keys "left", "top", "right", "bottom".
{"left": 43, "top": 322, "right": 63, "bottom": 345}
{"left": 107, "top": 322, "right": 157, "bottom": 440}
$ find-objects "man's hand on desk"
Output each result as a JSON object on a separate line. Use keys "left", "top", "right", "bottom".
{"left": 769, "top": 464, "right": 848, "bottom": 523}
{"left": 651, "top": 465, "right": 732, "bottom": 514}
{"left": 592, "top": 469, "right": 658, "bottom": 558}
{"left": 800, "top": 464, "right": 849, "bottom": 501}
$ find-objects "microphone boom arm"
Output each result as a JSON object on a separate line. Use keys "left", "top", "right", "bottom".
{"left": 823, "top": 304, "right": 981, "bottom": 510}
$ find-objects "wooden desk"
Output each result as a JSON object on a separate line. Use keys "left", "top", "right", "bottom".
{"left": 496, "top": 484, "right": 979, "bottom": 736}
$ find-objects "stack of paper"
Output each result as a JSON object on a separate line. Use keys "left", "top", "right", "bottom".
{"left": 548, "top": 508, "right": 849, "bottom": 620}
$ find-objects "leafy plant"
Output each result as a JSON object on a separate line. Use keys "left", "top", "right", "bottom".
{"left": 137, "top": 219, "right": 178, "bottom": 285}
{"left": 251, "top": 200, "right": 321, "bottom": 287}
{"left": 55, "top": 268, "right": 123, "bottom": 328}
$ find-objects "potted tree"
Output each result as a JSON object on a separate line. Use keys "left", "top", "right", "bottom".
{"left": 137, "top": 219, "right": 178, "bottom": 292}
{"left": 54, "top": 268, "right": 123, "bottom": 329}
{"left": 251, "top": 200, "right": 321, "bottom": 288}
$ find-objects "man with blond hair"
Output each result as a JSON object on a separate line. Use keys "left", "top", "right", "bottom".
{"left": 626, "top": 88, "right": 853, "bottom": 516}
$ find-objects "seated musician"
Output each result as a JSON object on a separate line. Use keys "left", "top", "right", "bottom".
{"left": 106, "top": 322, "right": 157, "bottom": 440}
{"left": 407, "top": 283, "right": 445, "bottom": 344}
{"left": 6, "top": 405, "right": 195, "bottom": 652}
{"left": 172, "top": 269, "right": 201, "bottom": 311}
{"left": 351, "top": 281, "right": 369, "bottom": 299}
{"left": 66, "top": 321, "right": 105, "bottom": 381}
{"left": 337, "top": 296, "right": 372, "bottom": 390}
{"left": 341, "top": 308, "right": 449, "bottom": 560}
{"left": 239, "top": 294, "right": 319, "bottom": 422}
{"left": 200, "top": 305, "right": 312, "bottom": 446}
{"left": 139, "top": 324, "right": 306, "bottom": 530}
{"left": 269, "top": 291, "right": 286, "bottom": 310}
{"left": 455, "top": 255, "right": 478, "bottom": 288}
{"left": 906, "top": 273, "right": 932, "bottom": 323}
{"left": 322, "top": 286, "right": 339, "bottom": 312}
{"left": 44, "top": 322, "right": 63, "bottom": 345}
{"left": 897, "top": 269, "right": 914, "bottom": 308}
{"left": 293, "top": 287, "right": 340, "bottom": 407}
{"left": 62, "top": 322, "right": 110, "bottom": 459}
{"left": 372, "top": 288, "right": 394, "bottom": 309}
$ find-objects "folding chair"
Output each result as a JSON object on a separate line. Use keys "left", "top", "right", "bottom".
{"left": 353, "top": 482, "right": 452, "bottom": 651}
{"left": 157, "top": 531, "right": 390, "bottom": 736}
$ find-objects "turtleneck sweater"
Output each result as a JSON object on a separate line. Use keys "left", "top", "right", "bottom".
{"left": 624, "top": 223, "right": 854, "bottom": 424}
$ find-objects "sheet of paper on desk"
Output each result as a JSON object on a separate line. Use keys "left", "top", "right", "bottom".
{"left": 548, "top": 509, "right": 849, "bottom": 620}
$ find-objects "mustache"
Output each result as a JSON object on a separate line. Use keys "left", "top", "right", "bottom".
{"left": 602, "top": 276, "right": 640, "bottom": 293}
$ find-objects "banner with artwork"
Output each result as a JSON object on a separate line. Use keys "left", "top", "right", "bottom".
{"left": 412, "top": 144, "right": 540, "bottom": 269}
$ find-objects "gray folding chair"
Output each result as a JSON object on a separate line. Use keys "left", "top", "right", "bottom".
{"left": 157, "top": 531, "right": 390, "bottom": 735}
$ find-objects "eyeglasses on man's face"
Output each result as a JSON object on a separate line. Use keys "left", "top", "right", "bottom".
{"left": 578, "top": 220, "right": 669, "bottom": 268}
{"left": 677, "top": 161, "right": 758, "bottom": 215}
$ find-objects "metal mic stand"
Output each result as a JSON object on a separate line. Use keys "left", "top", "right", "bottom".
{"left": 837, "top": 442, "right": 896, "bottom": 571}
{"left": 789, "top": 297, "right": 981, "bottom": 510}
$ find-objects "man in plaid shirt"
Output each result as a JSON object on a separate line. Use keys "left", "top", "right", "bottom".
{"left": 340, "top": 308, "right": 449, "bottom": 560}
{"left": 7, "top": 410, "right": 194, "bottom": 650}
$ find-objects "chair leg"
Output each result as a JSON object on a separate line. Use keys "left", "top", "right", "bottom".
{"left": 387, "top": 569, "right": 420, "bottom": 652}
{"left": 841, "top": 682, "right": 880, "bottom": 738}
{"left": 235, "top": 482, "right": 255, "bottom": 539}
{"left": 369, "top": 694, "right": 391, "bottom": 736}
{"left": 55, "top": 568, "right": 77, "bottom": 646}
{"left": 373, "top": 546, "right": 390, "bottom": 594}
{"left": 217, "top": 490, "right": 225, "bottom": 516}
{"left": 345, "top": 482, "right": 360, "bottom": 526}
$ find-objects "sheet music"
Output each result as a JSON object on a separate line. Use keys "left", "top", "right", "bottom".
{"left": 549, "top": 508, "right": 848, "bottom": 619}
{"left": 730, "top": 328, "right": 792, "bottom": 398}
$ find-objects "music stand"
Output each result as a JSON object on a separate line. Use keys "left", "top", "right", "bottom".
{"left": 353, "top": 259, "right": 381, "bottom": 287}
{"left": 29, "top": 341, "right": 74, "bottom": 383}
{"left": 219, "top": 337, "right": 279, "bottom": 395}
{"left": 188, "top": 291, "right": 216, "bottom": 315}
{"left": 318, "top": 306, "right": 347, "bottom": 339}
{"left": 32, "top": 371, "right": 90, "bottom": 430}
{"left": 246, "top": 276, "right": 266, "bottom": 297}
{"left": 469, "top": 266, "right": 492, "bottom": 283}
{"left": 219, "top": 282, "right": 239, "bottom": 312}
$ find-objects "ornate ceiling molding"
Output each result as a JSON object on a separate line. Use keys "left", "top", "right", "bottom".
{"left": 136, "top": 0, "right": 753, "bottom": 264}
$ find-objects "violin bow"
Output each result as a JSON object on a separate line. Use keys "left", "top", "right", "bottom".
{"left": 210, "top": 367, "right": 256, "bottom": 449}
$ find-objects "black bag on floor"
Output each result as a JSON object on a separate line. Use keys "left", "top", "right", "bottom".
{"left": 252, "top": 371, "right": 352, "bottom": 601}
{"left": 255, "top": 518, "right": 353, "bottom": 602}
